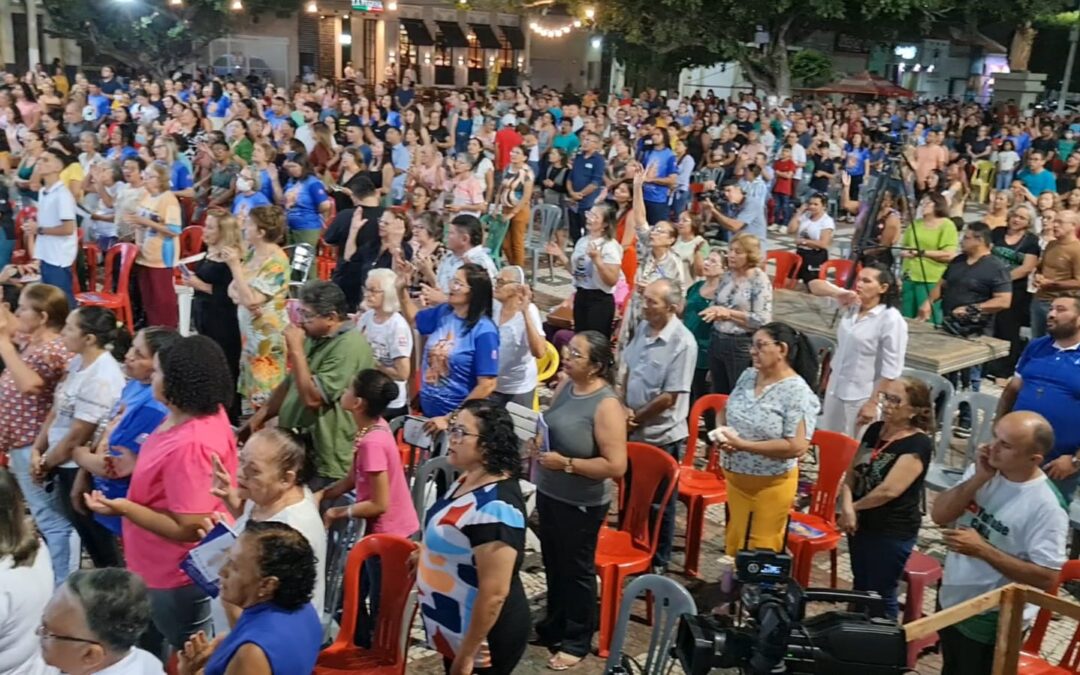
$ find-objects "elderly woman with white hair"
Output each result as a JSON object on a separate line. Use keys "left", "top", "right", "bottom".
{"left": 357, "top": 268, "right": 414, "bottom": 420}
{"left": 492, "top": 265, "right": 545, "bottom": 408}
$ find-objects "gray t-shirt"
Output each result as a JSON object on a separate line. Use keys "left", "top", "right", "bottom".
{"left": 537, "top": 383, "right": 618, "bottom": 507}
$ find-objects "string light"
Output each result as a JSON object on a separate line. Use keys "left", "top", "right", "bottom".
{"left": 528, "top": 20, "right": 578, "bottom": 39}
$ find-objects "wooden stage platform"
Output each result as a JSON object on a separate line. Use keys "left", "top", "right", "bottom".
{"left": 774, "top": 290, "right": 1011, "bottom": 375}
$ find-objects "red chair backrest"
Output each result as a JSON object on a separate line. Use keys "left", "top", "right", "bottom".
{"left": 684, "top": 394, "right": 728, "bottom": 469}
{"left": 330, "top": 534, "right": 419, "bottom": 661}
{"left": 622, "top": 442, "right": 681, "bottom": 552}
{"left": 105, "top": 243, "right": 139, "bottom": 297}
{"left": 180, "top": 226, "right": 204, "bottom": 259}
{"left": 806, "top": 430, "right": 859, "bottom": 524}
{"left": 766, "top": 251, "right": 801, "bottom": 290}
{"left": 817, "top": 259, "right": 857, "bottom": 286}
{"left": 1023, "top": 559, "right": 1080, "bottom": 664}
{"left": 177, "top": 196, "right": 196, "bottom": 228}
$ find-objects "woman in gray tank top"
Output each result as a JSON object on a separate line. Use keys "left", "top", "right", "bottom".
{"left": 532, "top": 331, "right": 627, "bottom": 670}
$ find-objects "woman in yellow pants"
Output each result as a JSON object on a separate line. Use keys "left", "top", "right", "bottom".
{"left": 710, "top": 322, "right": 821, "bottom": 555}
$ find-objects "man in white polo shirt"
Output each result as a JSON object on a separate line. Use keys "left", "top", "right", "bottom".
{"left": 26, "top": 147, "right": 78, "bottom": 306}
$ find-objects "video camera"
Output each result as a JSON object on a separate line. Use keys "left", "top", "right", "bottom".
{"left": 674, "top": 548, "right": 909, "bottom": 675}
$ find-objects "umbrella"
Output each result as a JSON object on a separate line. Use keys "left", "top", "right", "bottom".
{"left": 811, "top": 71, "right": 915, "bottom": 99}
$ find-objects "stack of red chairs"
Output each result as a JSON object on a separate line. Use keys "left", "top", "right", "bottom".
{"left": 678, "top": 394, "right": 729, "bottom": 578}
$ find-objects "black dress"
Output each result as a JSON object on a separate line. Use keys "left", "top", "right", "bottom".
{"left": 193, "top": 257, "right": 242, "bottom": 419}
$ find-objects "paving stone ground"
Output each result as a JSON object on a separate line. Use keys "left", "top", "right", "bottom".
{"left": 402, "top": 202, "right": 1080, "bottom": 674}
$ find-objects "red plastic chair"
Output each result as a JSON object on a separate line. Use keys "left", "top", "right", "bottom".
{"left": 817, "top": 259, "right": 858, "bottom": 287}
{"left": 766, "top": 250, "right": 802, "bottom": 290}
{"left": 787, "top": 430, "right": 859, "bottom": 587}
{"left": 902, "top": 551, "right": 943, "bottom": 667}
{"left": 180, "top": 226, "right": 205, "bottom": 258}
{"left": 679, "top": 394, "right": 728, "bottom": 578}
{"left": 12, "top": 205, "right": 36, "bottom": 264}
{"left": 1018, "top": 560, "right": 1080, "bottom": 674}
{"left": 177, "top": 195, "right": 196, "bottom": 228}
{"left": 314, "top": 534, "right": 419, "bottom": 675}
{"left": 316, "top": 236, "right": 338, "bottom": 281}
{"left": 75, "top": 243, "right": 138, "bottom": 334}
{"left": 595, "top": 442, "right": 681, "bottom": 657}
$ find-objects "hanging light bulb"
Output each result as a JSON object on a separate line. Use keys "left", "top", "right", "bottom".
{"left": 169, "top": 0, "right": 183, "bottom": 6}
{"left": 387, "top": 0, "right": 397, "bottom": 9}
{"left": 230, "top": 0, "right": 242, "bottom": 10}
{"left": 573, "top": 19, "right": 582, "bottom": 28}
{"left": 584, "top": 6, "right": 595, "bottom": 20}
{"left": 306, "top": 0, "right": 317, "bottom": 12}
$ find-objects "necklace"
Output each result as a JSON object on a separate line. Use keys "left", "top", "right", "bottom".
{"left": 355, "top": 420, "right": 380, "bottom": 440}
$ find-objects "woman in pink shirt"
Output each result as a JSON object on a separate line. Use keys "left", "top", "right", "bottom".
{"left": 85, "top": 335, "right": 238, "bottom": 656}
{"left": 316, "top": 368, "right": 419, "bottom": 647}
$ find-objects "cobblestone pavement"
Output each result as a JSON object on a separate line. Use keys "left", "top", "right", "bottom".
{"left": 402, "top": 203, "right": 1080, "bottom": 673}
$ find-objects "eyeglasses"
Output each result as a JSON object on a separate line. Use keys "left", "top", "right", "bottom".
{"left": 447, "top": 423, "right": 480, "bottom": 443}
{"left": 36, "top": 624, "right": 101, "bottom": 646}
{"left": 562, "top": 345, "right": 584, "bottom": 360}
{"left": 879, "top": 392, "right": 904, "bottom": 407}
{"left": 449, "top": 279, "right": 469, "bottom": 291}
{"left": 749, "top": 340, "right": 779, "bottom": 352}
{"left": 494, "top": 278, "right": 517, "bottom": 287}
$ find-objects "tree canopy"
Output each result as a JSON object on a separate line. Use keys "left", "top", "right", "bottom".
{"left": 41, "top": 0, "right": 301, "bottom": 79}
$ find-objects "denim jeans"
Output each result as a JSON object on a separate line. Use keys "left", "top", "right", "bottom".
{"left": 994, "top": 170, "right": 1015, "bottom": 191}
{"left": 147, "top": 584, "right": 213, "bottom": 653}
{"left": 772, "top": 193, "right": 792, "bottom": 226}
{"left": 848, "top": 531, "right": 916, "bottom": 620}
{"left": 8, "top": 445, "right": 77, "bottom": 584}
{"left": 651, "top": 439, "right": 684, "bottom": 569}
{"left": 40, "top": 261, "right": 74, "bottom": 308}
{"left": 644, "top": 199, "right": 670, "bottom": 226}
{"left": 947, "top": 366, "right": 982, "bottom": 428}
{"left": 1031, "top": 298, "right": 1051, "bottom": 341}
{"left": 671, "top": 189, "right": 691, "bottom": 219}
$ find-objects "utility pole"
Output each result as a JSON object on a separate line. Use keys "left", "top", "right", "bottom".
{"left": 1059, "top": 18, "right": 1080, "bottom": 115}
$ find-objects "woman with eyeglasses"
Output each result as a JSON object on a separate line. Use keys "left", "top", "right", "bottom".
{"left": 809, "top": 263, "right": 908, "bottom": 438}
{"left": 149, "top": 135, "right": 196, "bottom": 201}
{"left": 532, "top": 331, "right": 626, "bottom": 670}
{"left": 396, "top": 261, "right": 498, "bottom": 431}
{"left": 713, "top": 322, "right": 820, "bottom": 555}
{"left": 357, "top": 269, "right": 413, "bottom": 421}
{"left": 787, "top": 193, "right": 835, "bottom": 286}
{"left": 837, "top": 377, "right": 934, "bottom": 620}
{"left": 413, "top": 400, "right": 530, "bottom": 675}
{"left": 125, "top": 160, "right": 183, "bottom": 329}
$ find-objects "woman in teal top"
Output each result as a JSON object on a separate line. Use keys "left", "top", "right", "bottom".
{"left": 684, "top": 250, "right": 723, "bottom": 406}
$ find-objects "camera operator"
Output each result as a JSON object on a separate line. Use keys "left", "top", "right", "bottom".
{"left": 931, "top": 411, "right": 1066, "bottom": 675}
{"left": 700, "top": 178, "right": 768, "bottom": 248}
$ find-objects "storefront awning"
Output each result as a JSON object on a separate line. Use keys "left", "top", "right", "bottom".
{"left": 469, "top": 23, "right": 502, "bottom": 49}
{"left": 436, "top": 21, "right": 470, "bottom": 48}
{"left": 499, "top": 25, "right": 525, "bottom": 50}
{"left": 400, "top": 18, "right": 435, "bottom": 47}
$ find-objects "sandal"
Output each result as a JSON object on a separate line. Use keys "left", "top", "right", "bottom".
{"left": 547, "top": 652, "right": 585, "bottom": 671}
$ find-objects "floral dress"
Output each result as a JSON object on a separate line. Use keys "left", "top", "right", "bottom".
{"left": 237, "top": 249, "right": 289, "bottom": 414}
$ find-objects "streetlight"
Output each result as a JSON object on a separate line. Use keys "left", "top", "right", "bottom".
{"left": 591, "top": 36, "right": 602, "bottom": 49}
{"left": 230, "top": 0, "right": 242, "bottom": 10}
{"left": 584, "top": 6, "right": 595, "bottom": 20}
{"left": 306, "top": 0, "right": 317, "bottom": 12}
{"left": 169, "top": 0, "right": 183, "bottom": 5}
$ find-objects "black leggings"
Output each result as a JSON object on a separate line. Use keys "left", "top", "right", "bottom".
{"left": 55, "top": 468, "right": 123, "bottom": 568}
{"left": 573, "top": 288, "right": 616, "bottom": 339}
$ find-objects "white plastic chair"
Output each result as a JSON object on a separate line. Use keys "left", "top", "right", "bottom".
{"left": 925, "top": 391, "right": 998, "bottom": 492}
{"left": 603, "top": 574, "right": 697, "bottom": 675}
{"left": 410, "top": 455, "right": 461, "bottom": 540}
{"left": 526, "top": 203, "right": 563, "bottom": 283}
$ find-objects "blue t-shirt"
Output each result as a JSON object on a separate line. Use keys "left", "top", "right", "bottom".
{"left": 205, "top": 602, "right": 321, "bottom": 675}
{"left": 285, "top": 175, "right": 330, "bottom": 231}
{"left": 205, "top": 95, "right": 231, "bottom": 120}
{"left": 93, "top": 380, "right": 168, "bottom": 534}
{"left": 89, "top": 93, "right": 111, "bottom": 120}
{"left": 416, "top": 304, "right": 499, "bottom": 417}
{"left": 233, "top": 191, "right": 272, "bottom": 219}
{"left": 1014, "top": 337, "right": 1080, "bottom": 462}
{"left": 845, "top": 146, "right": 870, "bottom": 177}
{"left": 171, "top": 162, "right": 193, "bottom": 192}
{"left": 1018, "top": 168, "right": 1058, "bottom": 196}
{"left": 455, "top": 115, "right": 473, "bottom": 154}
{"left": 641, "top": 147, "right": 678, "bottom": 204}
{"left": 106, "top": 146, "right": 139, "bottom": 163}
{"left": 570, "top": 152, "right": 606, "bottom": 210}
{"left": 258, "top": 168, "right": 276, "bottom": 204}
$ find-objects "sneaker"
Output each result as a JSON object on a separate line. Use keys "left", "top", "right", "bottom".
{"left": 953, "top": 426, "right": 972, "bottom": 439}
{"left": 651, "top": 564, "right": 668, "bottom": 576}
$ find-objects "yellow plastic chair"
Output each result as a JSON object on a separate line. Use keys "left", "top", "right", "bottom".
{"left": 970, "top": 160, "right": 995, "bottom": 204}
{"left": 533, "top": 341, "right": 560, "bottom": 411}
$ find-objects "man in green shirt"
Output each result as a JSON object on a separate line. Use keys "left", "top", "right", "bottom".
{"left": 244, "top": 280, "right": 374, "bottom": 487}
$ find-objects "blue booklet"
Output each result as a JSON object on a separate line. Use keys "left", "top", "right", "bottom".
{"left": 179, "top": 521, "right": 237, "bottom": 598}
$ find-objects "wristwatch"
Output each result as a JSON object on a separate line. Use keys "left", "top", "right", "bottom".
{"left": 564, "top": 458, "right": 575, "bottom": 474}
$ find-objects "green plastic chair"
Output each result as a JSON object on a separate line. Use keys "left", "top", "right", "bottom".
{"left": 482, "top": 214, "right": 511, "bottom": 268}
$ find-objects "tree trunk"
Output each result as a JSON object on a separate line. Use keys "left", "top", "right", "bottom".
{"left": 1010, "top": 20, "right": 1037, "bottom": 72}
{"left": 736, "top": 18, "right": 793, "bottom": 99}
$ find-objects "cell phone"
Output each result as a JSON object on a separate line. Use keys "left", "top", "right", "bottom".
{"left": 286, "top": 298, "right": 303, "bottom": 326}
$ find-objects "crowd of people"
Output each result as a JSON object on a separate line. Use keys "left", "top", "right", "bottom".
{"left": 0, "top": 59, "right": 1079, "bottom": 675}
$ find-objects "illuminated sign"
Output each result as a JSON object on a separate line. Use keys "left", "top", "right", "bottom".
{"left": 351, "top": 0, "right": 384, "bottom": 11}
